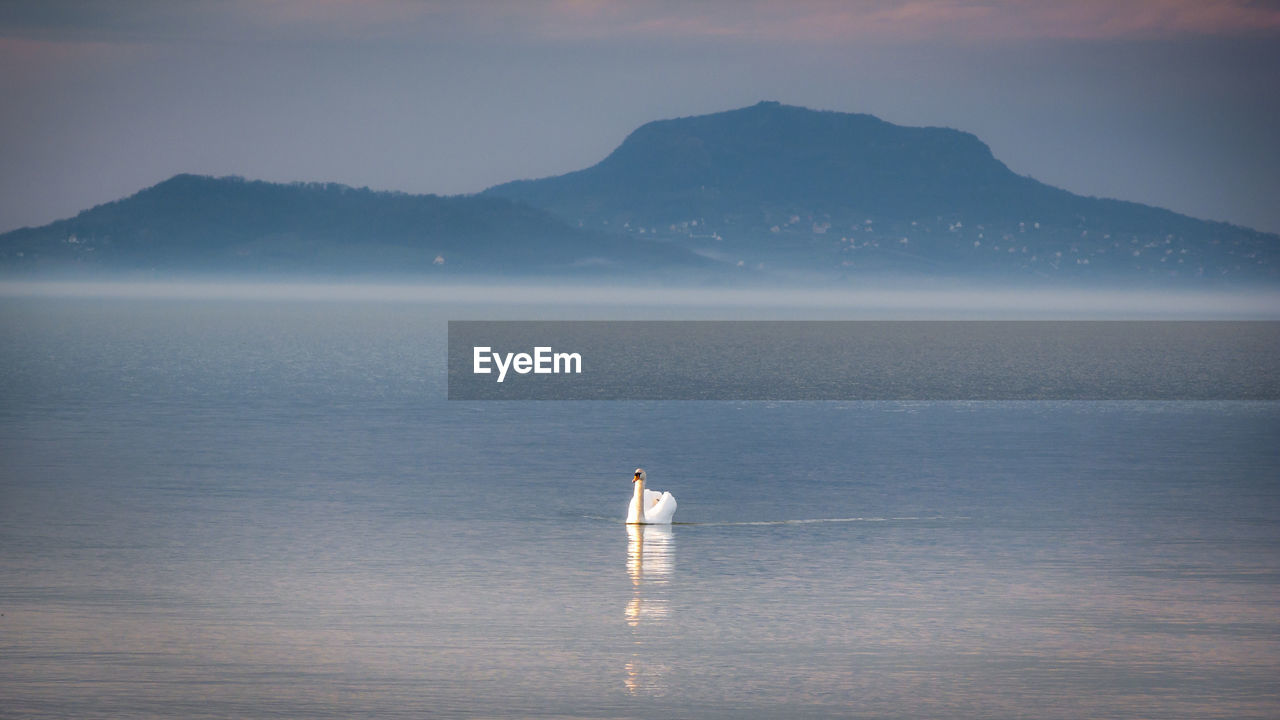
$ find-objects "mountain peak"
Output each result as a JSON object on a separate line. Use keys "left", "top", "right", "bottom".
{"left": 488, "top": 102, "right": 1016, "bottom": 223}
{"left": 484, "top": 103, "right": 1277, "bottom": 281}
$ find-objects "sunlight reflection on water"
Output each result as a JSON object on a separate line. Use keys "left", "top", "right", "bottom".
{"left": 625, "top": 524, "right": 675, "bottom": 697}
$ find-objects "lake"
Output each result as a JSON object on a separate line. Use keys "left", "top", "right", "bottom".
{"left": 1, "top": 292, "right": 1278, "bottom": 718}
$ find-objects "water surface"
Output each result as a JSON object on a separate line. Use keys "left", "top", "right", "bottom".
{"left": 1, "top": 298, "right": 1278, "bottom": 718}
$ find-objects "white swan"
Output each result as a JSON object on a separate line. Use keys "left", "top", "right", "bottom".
{"left": 626, "top": 468, "right": 676, "bottom": 524}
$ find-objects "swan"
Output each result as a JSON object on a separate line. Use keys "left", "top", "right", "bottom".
{"left": 627, "top": 468, "right": 676, "bottom": 524}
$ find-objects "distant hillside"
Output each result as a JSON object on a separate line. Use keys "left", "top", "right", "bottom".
{"left": 487, "top": 102, "right": 1278, "bottom": 282}
{"left": 0, "top": 174, "right": 708, "bottom": 276}
{"left": 4, "top": 104, "right": 1276, "bottom": 283}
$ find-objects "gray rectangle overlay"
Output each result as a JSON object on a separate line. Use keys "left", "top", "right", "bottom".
{"left": 447, "top": 321, "right": 1280, "bottom": 400}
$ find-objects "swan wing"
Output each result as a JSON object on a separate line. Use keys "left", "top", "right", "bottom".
{"left": 644, "top": 491, "right": 677, "bottom": 524}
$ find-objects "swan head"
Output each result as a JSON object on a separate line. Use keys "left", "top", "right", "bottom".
{"left": 633, "top": 468, "right": 646, "bottom": 483}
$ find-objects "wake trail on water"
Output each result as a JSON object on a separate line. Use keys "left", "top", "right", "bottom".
{"left": 580, "top": 514, "right": 966, "bottom": 526}
{"left": 677, "top": 516, "right": 958, "bottom": 526}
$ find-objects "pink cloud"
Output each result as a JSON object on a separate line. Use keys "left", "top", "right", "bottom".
{"left": 472, "top": 0, "right": 1280, "bottom": 42}
{"left": 4, "top": 0, "right": 1278, "bottom": 46}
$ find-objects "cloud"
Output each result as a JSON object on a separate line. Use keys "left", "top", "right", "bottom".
{"left": 3, "top": 0, "right": 1278, "bottom": 47}
{"left": 546, "top": 0, "right": 1280, "bottom": 42}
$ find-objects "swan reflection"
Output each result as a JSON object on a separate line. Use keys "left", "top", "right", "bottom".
{"left": 626, "top": 524, "right": 674, "bottom": 587}
{"left": 624, "top": 658, "right": 671, "bottom": 697}
{"left": 625, "top": 524, "right": 674, "bottom": 696}
{"left": 626, "top": 524, "right": 674, "bottom": 627}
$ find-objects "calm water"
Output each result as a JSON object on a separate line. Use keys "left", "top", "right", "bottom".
{"left": 1, "top": 298, "right": 1279, "bottom": 718}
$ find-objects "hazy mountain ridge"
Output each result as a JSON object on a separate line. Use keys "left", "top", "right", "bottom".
{"left": 0, "top": 174, "right": 707, "bottom": 276}
{"left": 486, "top": 102, "right": 1277, "bottom": 282}
{"left": 488, "top": 102, "right": 1049, "bottom": 222}
{"left": 2, "top": 103, "right": 1276, "bottom": 282}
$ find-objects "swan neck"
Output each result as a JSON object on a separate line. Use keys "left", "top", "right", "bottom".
{"left": 633, "top": 478, "right": 646, "bottom": 523}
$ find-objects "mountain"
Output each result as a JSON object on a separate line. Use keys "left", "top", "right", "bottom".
{"left": 0, "top": 174, "right": 708, "bottom": 276}
{"left": 487, "top": 101, "right": 1278, "bottom": 282}
{"left": 4, "top": 104, "right": 1276, "bottom": 283}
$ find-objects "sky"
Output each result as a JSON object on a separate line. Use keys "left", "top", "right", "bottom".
{"left": 1, "top": 0, "right": 1278, "bottom": 235}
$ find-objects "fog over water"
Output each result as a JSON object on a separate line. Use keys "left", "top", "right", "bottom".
{"left": 2, "top": 279, "right": 1279, "bottom": 319}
